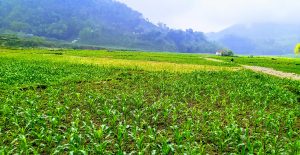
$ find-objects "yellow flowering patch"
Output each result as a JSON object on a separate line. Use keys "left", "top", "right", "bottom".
{"left": 58, "top": 56, "right": 241, "bottom": 73}
{"left": 0, "top": 51, "right": 241, "bottom": 73}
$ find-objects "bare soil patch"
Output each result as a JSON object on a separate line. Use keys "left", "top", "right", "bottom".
{"left": 243, "top": 65, "right": 300, "bottom": 80}
{"left": 204, "top": 58, "right": 224, "bottom": 62}
{"left": 204, "top": 57, "right": 300, "bottom": 80}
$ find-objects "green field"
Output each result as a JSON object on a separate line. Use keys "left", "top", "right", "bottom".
{"left": 0, "top": 49, "right": 299, "bottom": 154}
{"left": 210, "top": 55, "right": 300, "bottom": 75}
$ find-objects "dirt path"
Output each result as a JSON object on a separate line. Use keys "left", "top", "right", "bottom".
{"left": 242, "top": 65, "right": 300, "bottom": 80}
{"left": 204, "top": 57, "right": 300, "bottom": 80}
{"left": 204, "top": 58, "right": 224, "bottom": 62}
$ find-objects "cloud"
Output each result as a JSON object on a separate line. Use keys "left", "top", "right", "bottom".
{"left": 117, "top": 0, "right": 300, "bottom": 32}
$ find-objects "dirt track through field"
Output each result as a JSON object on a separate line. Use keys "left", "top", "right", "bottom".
{"left": 205, "top": 57, "right": 300, "bottom": 80}
{"left": 204, "top": 58, "right": 224, "bottom": 62}
{"left": 242, "top": 65, "right": 300, "bottom": 80}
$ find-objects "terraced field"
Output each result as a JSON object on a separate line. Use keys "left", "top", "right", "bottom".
{"left": 0, "top": 49, "right": 299, "bottom": 154}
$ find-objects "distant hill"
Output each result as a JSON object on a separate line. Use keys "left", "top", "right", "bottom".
{"left": 0, "top": 0, "right": 218, "bottom": 53}
{"left": 207, "top": 23, "right": 300, "bottom": 55}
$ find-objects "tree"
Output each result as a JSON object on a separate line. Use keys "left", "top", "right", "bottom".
{"left": 79, "top": 28, "right": 101, "bottom": 44}
{"left": 219, "top": 49, "right": 234, "bottom": 56}
{"left": 0, "top": 0, "right": 219, "bottom": 53}
{"left": 295, "top": 43, "right": 300, "bottom": 55}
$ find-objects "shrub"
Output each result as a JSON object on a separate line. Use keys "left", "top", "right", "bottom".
{"left": 218, "top": 49, "right": 234, "bottom": 56}
{"left": 294, "top": 43, "right": 300, "bottom": 55}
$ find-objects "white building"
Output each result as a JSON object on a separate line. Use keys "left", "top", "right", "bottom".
{"left": 216, "top": 51, "right": 222, "bottom": 56}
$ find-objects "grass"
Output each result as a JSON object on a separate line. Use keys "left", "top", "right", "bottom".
{"left": 210, "top": 55, "right": 300, "bottom": 74}
{"left": 0, "top": 48, "right": 237, "bottom": 66}
{"left": 0, "top": 49, "right": 299, "bottom": 154}
{"left": 0, "top": 49, "right": 240, "bottom": 73}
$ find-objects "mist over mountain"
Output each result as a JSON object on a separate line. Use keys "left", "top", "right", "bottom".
{"left": 0, "top": 0, "right": 218, "bottom": 53}
{"left": 207, "top": 23, "right": 300, "bottom": 55}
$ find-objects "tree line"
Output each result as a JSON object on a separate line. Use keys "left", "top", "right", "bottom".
{"left": 0, "top": 0, "right": 220, "bottom": 53}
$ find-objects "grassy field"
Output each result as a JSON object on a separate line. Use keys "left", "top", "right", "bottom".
{"left": 210, "top": 55, "right": 300, "bottom": 75}
{"left": 0, "top": 49, "right": 299, "bottom": 154}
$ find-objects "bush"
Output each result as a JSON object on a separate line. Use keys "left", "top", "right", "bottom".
{"left": 219, "top": 49, "right": 234, "bottom": 56}
{"left": 295, "top": 43, "right": 300, "bottom": 55}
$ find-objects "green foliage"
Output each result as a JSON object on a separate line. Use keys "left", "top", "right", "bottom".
{"left": 0, "top": 34, "right": 54, "bottom": 48}
{"left": 0, "top": 0, "right": 220, "bottom": 53}
{"left": 0, "top": 34, "right": 107, "bottom": 50}
{"left": 295, "top": 43, "right": 300, "bottom": 55}
{"left": 211, "top": 55, "right": 300, "bottom": 74}
{"left": 218, "top": 49, "right": 234, "bottom": 56}
{"left": 0, "top": 49, "right": 299, "bottom": 154}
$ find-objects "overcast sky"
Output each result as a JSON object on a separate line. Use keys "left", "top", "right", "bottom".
{"left": 117, "top": 0, "right": 300, "bottom": 32}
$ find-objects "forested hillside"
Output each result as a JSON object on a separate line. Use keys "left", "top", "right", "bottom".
{"left": 0, "top": 0, "right": 219, "bottom": 53}
{"left": 207, "top": 23, "right": 300, "bottom": 55}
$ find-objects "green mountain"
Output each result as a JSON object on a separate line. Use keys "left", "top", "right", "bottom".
{"left": 0, "top": 0, "right": 218, "bottom": 53}
{"left": 207, "top": 23, "right": 300, "bottom": 55}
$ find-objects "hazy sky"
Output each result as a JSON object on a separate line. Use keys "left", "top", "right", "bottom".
{"left": 117, "top": 0, "right": 300, "bottom": 32}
